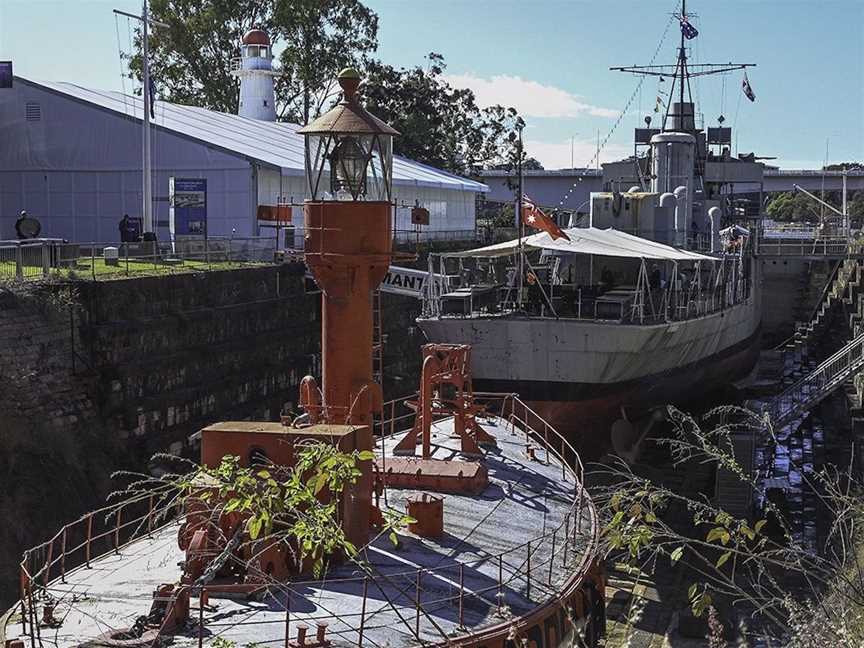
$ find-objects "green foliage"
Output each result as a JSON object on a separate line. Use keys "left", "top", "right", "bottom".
{"left": 129, "top": 0, "right": 378, "bottom": 123}
{"left": 592, "top": 404, "right": 864, "bottom": 641}
{"left": 211, "top": 639, "right": 236, "bottom": 648}
{"left": 362, "top": 53, "right": 528, "bottom": 175}
{"left": 175, "top": 443, "right": 396, "bottom": 577}
{"left": 765, "top": 192, "right": 820, "bottom": 222}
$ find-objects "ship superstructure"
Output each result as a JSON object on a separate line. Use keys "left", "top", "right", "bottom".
{"left": 2, "top": 71, "right": 604, "bottom": 648}
{"left": 417, "top": 2, "right": 765, "bottom": 452}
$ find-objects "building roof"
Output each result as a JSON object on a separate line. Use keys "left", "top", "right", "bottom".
{"left": 20, "top": 77, "right": 487, "bottom": 193}
{"left": 242, "top": 29, "right": 270, "bottom": 46}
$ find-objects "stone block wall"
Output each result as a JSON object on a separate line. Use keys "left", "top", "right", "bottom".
{"left": 75, "top": 265, "right": 320, "bottom": 451}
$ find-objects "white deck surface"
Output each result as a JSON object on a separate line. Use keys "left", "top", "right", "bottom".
{"left": 12, "top": 416, "right": 595, "bottom": 648}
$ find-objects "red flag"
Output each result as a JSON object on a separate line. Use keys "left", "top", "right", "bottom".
{"left": 522, "top": 195, "right": 570, "bottom": 241}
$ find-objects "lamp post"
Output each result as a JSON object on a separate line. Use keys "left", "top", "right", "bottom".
{"left": 297, "top": 68, "right": 398, "bottom": 547}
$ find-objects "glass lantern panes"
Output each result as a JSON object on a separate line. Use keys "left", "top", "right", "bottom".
{"left": 304, "top": 132, "right": 393, "bottom": 202}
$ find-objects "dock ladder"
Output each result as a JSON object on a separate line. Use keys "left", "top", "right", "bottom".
{"left": 372, "top": 288, "right": 384, "bottom": 386}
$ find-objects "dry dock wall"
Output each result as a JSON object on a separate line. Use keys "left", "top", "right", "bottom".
{"left": 76, "top": 265, "right": 319, "bottom": 449}
{"left": 0, "top": 265, "right": 321, "bottom": 607}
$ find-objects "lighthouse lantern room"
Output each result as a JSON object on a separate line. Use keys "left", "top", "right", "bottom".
{"left": 232, "top": 28, "right": 278, "bottom": 121}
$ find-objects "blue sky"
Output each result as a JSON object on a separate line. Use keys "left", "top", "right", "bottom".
{"left": 1, "top": 0, "right": 862, "bottom": 170}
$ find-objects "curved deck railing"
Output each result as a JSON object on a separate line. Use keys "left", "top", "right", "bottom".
{"left": 12, "top": 493, "right": 176, "bottom": 646}
{"left": 8, "top": 394, "right": 599, "bottom": 648}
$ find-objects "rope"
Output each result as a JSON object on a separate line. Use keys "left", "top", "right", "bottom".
{"left": 115, "top": 15, "right": 129, "bottom": 116}
{"left": 555, "top": 0, "right": 682, "bottom": 208}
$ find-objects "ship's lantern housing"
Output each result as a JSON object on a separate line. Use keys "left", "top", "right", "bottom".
{"left": 298, "top": 68, "right": 399, "bottom": 202}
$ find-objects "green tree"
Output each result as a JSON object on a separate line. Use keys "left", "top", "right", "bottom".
{"left": 274, "top": 0, "right": 378, "bottom": 124}
{"left": 362, "top": 53, "right": 527, "bottom": 175}
{"left": 129, "top": 0, "right": 378, "bottom": 122}
{"left": 766, "top": 192, "right": 821, "bottom": 222}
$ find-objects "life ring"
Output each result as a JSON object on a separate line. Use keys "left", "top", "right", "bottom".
{"left": 15, "top": 216, "right": 41, "bottom": 239}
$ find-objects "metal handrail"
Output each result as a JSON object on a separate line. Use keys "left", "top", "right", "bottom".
{"left": 767, "top": 330, "right": 864, "bottom": 427}
{"left": 11, "top": 396, "right": 599, "bottom": 646}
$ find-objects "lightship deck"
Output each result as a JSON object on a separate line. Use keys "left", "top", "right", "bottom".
{"left": 11, "top": 415, "right": 597, "bottom": 648}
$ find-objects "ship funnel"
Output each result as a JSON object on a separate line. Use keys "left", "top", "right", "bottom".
{"left": 651, "top": 132, "right": 695, "bottom": 247}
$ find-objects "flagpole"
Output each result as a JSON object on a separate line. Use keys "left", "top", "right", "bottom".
{"left": 517, "top": 121, "right": 524, "bottom": 310}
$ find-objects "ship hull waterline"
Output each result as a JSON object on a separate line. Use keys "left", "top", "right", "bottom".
{"left": 417, "top": 297, "right": 761, "bottom": 457}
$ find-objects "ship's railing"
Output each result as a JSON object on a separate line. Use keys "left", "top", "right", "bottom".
{"left": 10, "top": 398, "right": 599, "bottom": 647}
{"left": 426, "top": 274, "right": 752, "bottom": 326}
{"left": 0, "top": 237, "right": 279, "bottom": 282}
{"left": 321, "top": 392, "right": 598, "bottom": 644}
{"left": 13, "top": 493, "right": 175, "bottom": 641}
{"left": 753, "top": 232, "right": 863, "bottom": 258}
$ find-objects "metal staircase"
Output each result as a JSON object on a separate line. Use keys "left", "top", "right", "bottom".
{"left": 764, "top": 330, "right": 864, "bottom": 428}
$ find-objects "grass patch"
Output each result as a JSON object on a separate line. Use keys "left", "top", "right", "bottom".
{"left": 0, "top": 258, "right": 270, "bottom": 282}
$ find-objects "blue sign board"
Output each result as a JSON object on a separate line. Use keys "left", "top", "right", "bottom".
{"left": 169, "top": 177, "right": 207, "bottom": 237}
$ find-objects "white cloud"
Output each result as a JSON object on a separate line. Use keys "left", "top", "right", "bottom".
{"left": 523, "top": 138, "right": 631, "bottom": 171}
{"left": 443, "top": 73, "right": 619, "bottom": 119}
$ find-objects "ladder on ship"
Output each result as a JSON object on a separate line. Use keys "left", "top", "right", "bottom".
{"left": 764, "top": 330, "right": 864, "bottom": 429}
{"left": 372, "top": 288, "right": 383, "bottom": 386}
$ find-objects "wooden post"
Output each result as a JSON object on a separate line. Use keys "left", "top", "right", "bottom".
{"left": 85, "top": 514, "right": 93, "bottom": 568}
{"left": 358, "top": 577, "right": 368, "bottom": 647}
{"left": 526, "top": 541, "right": 532, "bottom": 601}
{"left": 548, "top": 530, "right": 556, "bottom": 585}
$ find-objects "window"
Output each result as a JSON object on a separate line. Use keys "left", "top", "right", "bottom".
{"left": 259, "top": 47, "right": 268, "bottom": 58}
{"left": 263, "top": 100, "right": 268, "bottom": 107}
{"left": 25, "top": 102, "right": 41, "bottom": 121}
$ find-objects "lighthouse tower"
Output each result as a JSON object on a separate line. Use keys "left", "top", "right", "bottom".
{"left": 232, "top": 28, "right": 278, "bottom": 121}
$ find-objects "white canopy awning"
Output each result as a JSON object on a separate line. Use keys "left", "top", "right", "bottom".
{"left": 447, "top": 227, "right": 717, "bottom": 262}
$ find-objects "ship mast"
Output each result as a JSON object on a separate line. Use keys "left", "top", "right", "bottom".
{"left": 610, "top": 0, "right": 756, "bottom": 136}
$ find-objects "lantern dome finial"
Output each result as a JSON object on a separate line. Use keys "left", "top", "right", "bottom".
{"left": 337, "top": 68, "right": 361, "bottom": 102}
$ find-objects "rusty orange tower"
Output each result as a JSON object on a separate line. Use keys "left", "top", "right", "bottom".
{"left": 297, "top": 67, "right": 398, "bottom": 426}
{"left": 295, "top": 68, "right": 399, "bottom": 540}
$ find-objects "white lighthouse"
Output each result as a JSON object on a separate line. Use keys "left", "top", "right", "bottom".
{"left": 232, "top": 28, "right": 278, "bottom": 121}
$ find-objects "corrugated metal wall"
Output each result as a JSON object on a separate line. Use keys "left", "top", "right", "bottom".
{"left": 0, "top": 82, "right": 254, "bottom": 241}
{"left": 0, "top": 80, "right": 479, "bottom": 243}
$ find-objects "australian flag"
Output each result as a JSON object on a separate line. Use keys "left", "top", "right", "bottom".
{"left": 742, "top": 73, "right": 756, "bottom": 102}
{"left": 680, "top": 17, "right": 699, "bottom": 40}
